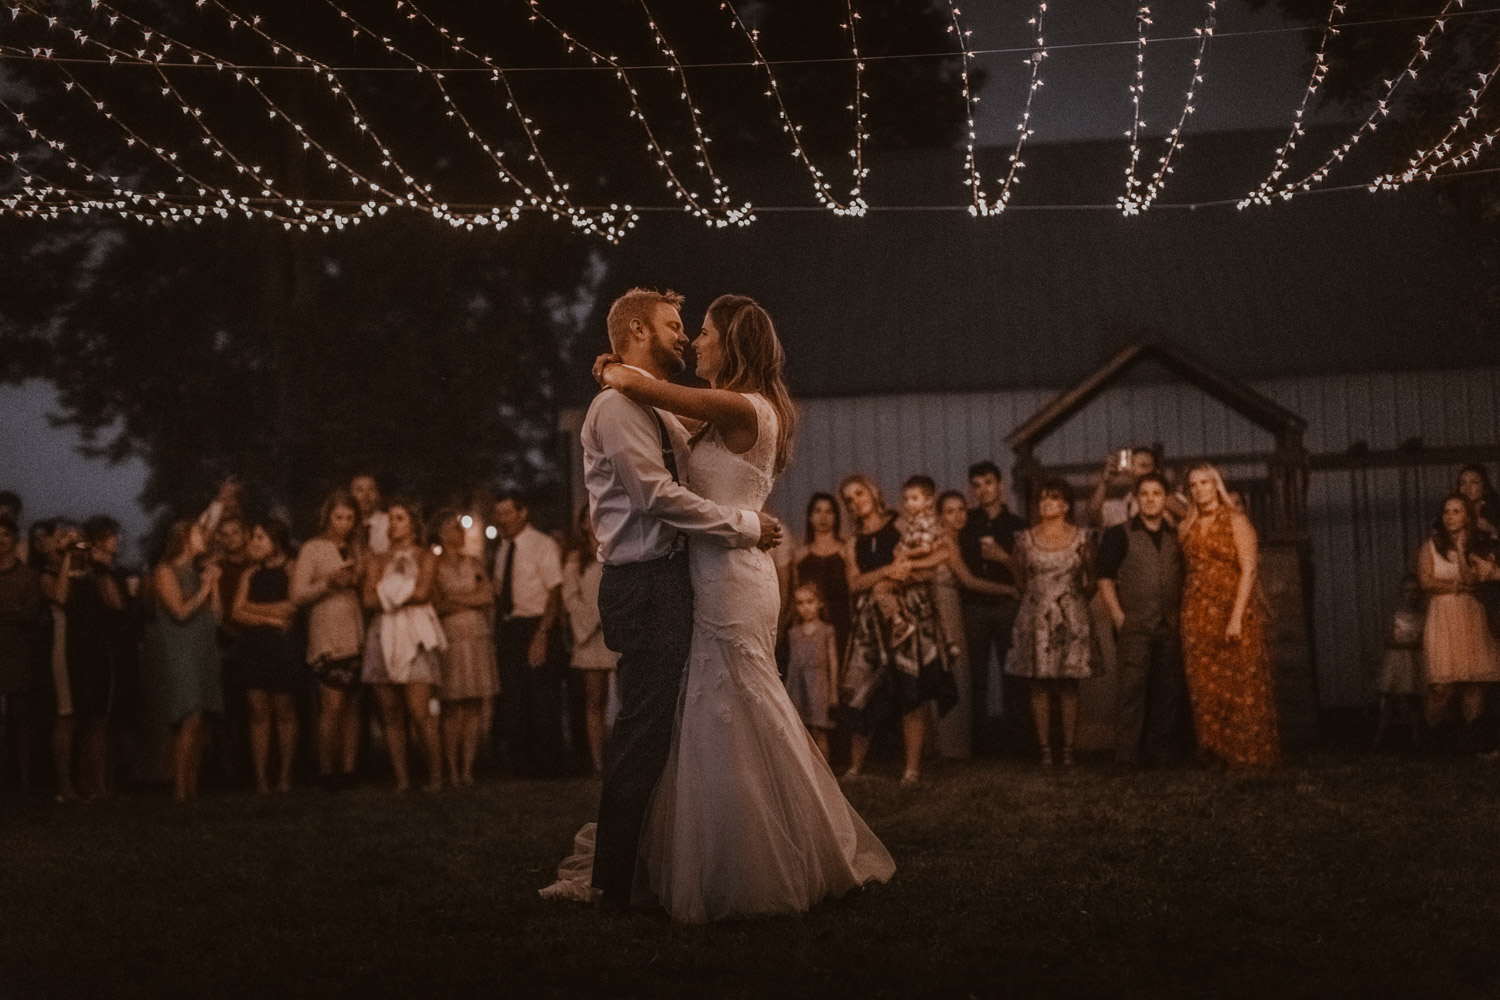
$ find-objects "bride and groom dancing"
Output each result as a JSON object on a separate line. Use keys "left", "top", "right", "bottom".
{"left": 539, "top": 288, "right": 894, "bottom": 922}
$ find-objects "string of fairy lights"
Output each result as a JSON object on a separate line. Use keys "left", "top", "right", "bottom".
{"left": 717, "top": 0, "right": 867, "bottom": 215}
{"left": 2, "top": 1, "right": 1499, "bottom": 236}
{"left": 1372, "top": 57, "right": 1500, "bottom": 188}
{"left": 1135, "top": 1, "right": 1216, "bottom": 213}
{"left": 1119, "top": 5, "right": 1154, "bottom": 215}
{"left": 1260, "top": 0, "right": 1472, "bottom": 204}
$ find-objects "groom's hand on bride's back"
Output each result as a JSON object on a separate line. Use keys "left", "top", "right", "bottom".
{"left": 756, "top": 512, "right": 783, "bottom": 550}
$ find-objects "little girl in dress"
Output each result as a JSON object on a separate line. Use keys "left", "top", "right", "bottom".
{"left": 783, "top": 583, "right": 840, "bottom": 762}
{"left": 1374, "top": 574, "right": 1424, "bottom": 750}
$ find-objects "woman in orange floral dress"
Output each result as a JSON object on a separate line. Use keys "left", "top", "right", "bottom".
{"left": 1178, "top": 463, "right": 1280, "bottom": 768}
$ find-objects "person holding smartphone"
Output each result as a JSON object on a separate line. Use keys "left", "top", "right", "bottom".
{"left": 46, "top": 516, "right": 136, "bottom": 801}
{"left": 290, "top": 490, "right": 367, "bottom": 788}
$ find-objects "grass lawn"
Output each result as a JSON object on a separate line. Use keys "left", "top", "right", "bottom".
{"left": 5, "top": 746, "right": 1500, "bottom": 999}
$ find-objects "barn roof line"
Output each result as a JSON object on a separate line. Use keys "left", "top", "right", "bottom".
{"left": 1006, "top": 340, "right": 1308, "bottom": 453}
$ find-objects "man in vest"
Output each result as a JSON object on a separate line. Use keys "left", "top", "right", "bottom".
{"left": 1096, "top": 472, "right": 1191, "bottom": 767}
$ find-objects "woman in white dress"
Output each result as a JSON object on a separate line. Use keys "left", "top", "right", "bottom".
{"left": 361, "top": 500, "right": 446, "bottom": 792}
{"left": 561, "top": 504, "right": 619, "bottom": 776}
{"left": 545, "top": 294, "right": 894, "bottom": 922}
{"left": 1419, "top": 494, "right": 1500, "bottom": 733}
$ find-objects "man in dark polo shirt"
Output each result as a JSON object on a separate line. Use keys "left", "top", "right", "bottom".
{"left": 1096, "top": 472, "right": 1190, "bottom": 767}
{"left": 956, "top": 460, "right": 1028, "bottom": 757}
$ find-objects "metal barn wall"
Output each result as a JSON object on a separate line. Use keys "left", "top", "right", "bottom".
{"left": 770, "top": 365, "right": 1500, "bottom": 708}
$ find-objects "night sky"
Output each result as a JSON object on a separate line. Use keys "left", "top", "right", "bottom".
{"left": 0, "top": 1, "right": 1374, "bottom": 553}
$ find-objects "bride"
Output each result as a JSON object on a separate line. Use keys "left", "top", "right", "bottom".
{"left": 544, "top": 294, "right": 894, "bottom": 922}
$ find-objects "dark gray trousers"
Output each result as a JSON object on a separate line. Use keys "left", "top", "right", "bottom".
{"left": 1114, "top": 623, "right": 1189, "bottom": 765}
{"left": 962, "top": 598, "right": 1019, "bottom": 756}
{"left": 591, "top": 552, "right": 694, "bottom": 905}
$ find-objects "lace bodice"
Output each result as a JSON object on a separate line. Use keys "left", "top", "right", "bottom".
{"left": 684, "top": 392, "right": 777, "bottom": 512}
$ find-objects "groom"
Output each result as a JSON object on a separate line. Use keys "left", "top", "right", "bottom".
{"left": 582, "top": 287, "right": 782, "bottom": 909}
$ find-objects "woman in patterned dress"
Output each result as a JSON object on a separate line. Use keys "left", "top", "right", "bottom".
{"left": 1004, "top": 478, "right": 1096, "bottom": 766}
{"left": 1178, "top": 463, "right": 1280, "bottom": 769}
{"left": 838, "top": 473, "right": 953, "bottom": 786}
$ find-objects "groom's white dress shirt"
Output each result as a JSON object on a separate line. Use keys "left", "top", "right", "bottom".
{"left": 581, "top": 366, "right": 760, "bottom": 566}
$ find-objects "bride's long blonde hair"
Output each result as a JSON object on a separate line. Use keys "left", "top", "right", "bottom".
{"left": 705, "top": 294, "right": 797, "bottom": 475}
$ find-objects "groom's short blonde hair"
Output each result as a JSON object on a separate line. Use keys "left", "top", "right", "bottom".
{"left": 607, "top": 287, "right": 684, "bottom": 351}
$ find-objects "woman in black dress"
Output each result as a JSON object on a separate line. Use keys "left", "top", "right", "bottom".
{"left": 789, "top": 493, "right": 852, "bottom": 660}
{"left": 837, "top": 474, "right": 952, "bottom": 786}
{"left": 44, "top": 516, "right": 135, "bottom": 801}
{"left": 231, "top": 518, "right": 303, "bottom": 793}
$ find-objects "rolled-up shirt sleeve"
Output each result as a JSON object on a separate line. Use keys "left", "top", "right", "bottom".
{"left": 596, "top": 394, "right": 760, "bottom": 548}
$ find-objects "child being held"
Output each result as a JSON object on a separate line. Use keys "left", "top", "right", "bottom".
{"left": 869, "top": 477, "right": 936, "bottom": 645}
{"left": 1374, "top": 573, "right": 1425, "bottom": 750}
{"left": 872, "top": 475, "right": 960, "bottom": 659}
{"left": 783, "top": 582, "right": 840, "bottom": 761}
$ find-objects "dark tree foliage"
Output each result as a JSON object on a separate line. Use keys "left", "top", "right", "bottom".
{"left": 1248, "top": 1, "right": 1500, "bottom": 327}
{"left": 1249, "top": 0, "right": 1500, "bottom": 208}
{"left": 0, "top": 0, "right": 970, "bottom": 532}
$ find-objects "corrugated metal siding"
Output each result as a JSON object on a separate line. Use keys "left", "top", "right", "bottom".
{"left": 771, "top": 366, "right": 1500, "bottom": 708}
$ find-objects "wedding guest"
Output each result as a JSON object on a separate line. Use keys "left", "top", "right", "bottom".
{"left": 920, "top": 490, "right": 1020, "bottom": 761}
{"left": 231, "top": 518, "right": 302, "bottom": 794}
{"left": 146, "top": 520, "right": 223, "bottom": 802}
{"left": 491, "top": 490, "right": 565, "bottom": 777}
{"left": 1096, "top": 473, "right": 1190, "bottom": 767}
{"left": 350, "top": 473, "right": 390, "bottom": 555}
{"left": 210, "top": 513, "right": 254, "bottom": 779}
{"left": 1179, "top": 463, "right": 1280, "bottom": 769}
{"left": 956, "top": 461, "right": 1026, "bottom": 756}
{"left": 560, "top": 505, "right": 617, "bottom": 776}
{"left": 1087, "top": 447, "right": 1161, "bottom": 529}
{"left": 868, "top": 477, "right": 946, "bottom": 645}
{"left": 785, "top": 582, "right": 839, "bottom": 762}
{"left": 789, "top": 493, "right": 852, "bottom": 659}
{"left": 44, "top": 516, "right": 135, "bottom": 800}
{"left": 0, "top": 491, "right": 28, "bottom": 565}
{"left": 838, "top": 473, "right": 941, "bottom": 787}
{"left": 39, "top": 520, "right": 76, "bottom": 798}
{"left": 432, "top": 508, "right": 498, "bottom": 788}
{"left": 1373, "top": 574, "right": 1425, "bottom": 750}
{"left": 196, "top": 475, "right": 245, "bottom": 539}
{"left": 290, "top": 490, "right": 366, "bottom": 788}
{"left": 0, "top": 515, "right": 43, "bottom": 792}
{"left": 1457, "top": 466, "right": 1500, "bottom": 643}
{"left": 362, "top": 499, "right": 445, "bottom": 792}
{"left": 26, "top": 518, "right": 54, "bottom": 573}
{"left": 1418, "top": 494, "right": 1500, "bottom": 743}
{"left": 1456, "top": 464, "right": 1499, "bottom": 537}
{"left": 1005, "top": 479, "right": 1096, "bottom": 767}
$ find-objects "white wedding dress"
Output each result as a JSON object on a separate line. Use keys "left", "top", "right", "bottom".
{"left": 542, "top": 392, "right": 894, "bottom": 922}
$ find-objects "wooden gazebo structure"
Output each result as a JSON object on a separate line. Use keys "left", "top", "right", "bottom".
{"left": 1005, "top": 341, "right": 1318, "bottom": 748}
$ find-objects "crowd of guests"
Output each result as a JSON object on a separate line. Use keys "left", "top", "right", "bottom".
{"left": 1, "top": 457, "right": 1497, "bottom": 802}
{"left": 0, "top": 475, "right": 619, "bottom": 802}
{"left": 777, "top": 451, "right": 1281, "bottom": 784}
{"left": 775, "top": 456, "right": 1500, "bottom": 780}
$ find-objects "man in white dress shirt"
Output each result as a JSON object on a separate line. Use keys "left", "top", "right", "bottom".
{"left": 349, "top": 473, "right": 390, "bottom": 555}
{"left": 491, "top": 490, "right": 565, "bottom": 777}
{"left": 582, "top": 287, "right": 782, "bottom": 910}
